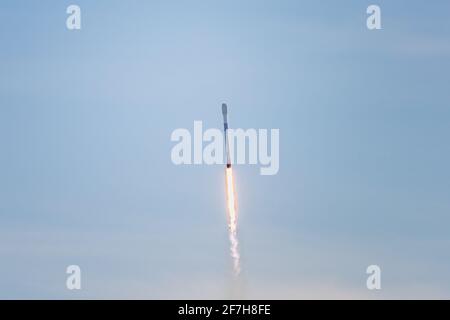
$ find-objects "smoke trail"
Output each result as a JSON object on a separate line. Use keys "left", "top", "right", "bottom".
{"left": 229, "top": 229, "right": 241, "bottom": 275}
{"left": 225, "top": 167, "right": 241, "bottom": 276}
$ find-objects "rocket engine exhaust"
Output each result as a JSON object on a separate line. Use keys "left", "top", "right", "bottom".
{"left": 222, "top": 103, "right": 241, "bottom": 276}
{"left": 226, "top": 166, "right": 240, "bottom": 275}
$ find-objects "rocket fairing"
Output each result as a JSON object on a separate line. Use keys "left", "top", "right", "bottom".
{"left": 222, "top": 103, "right": 231, "bottom": 168}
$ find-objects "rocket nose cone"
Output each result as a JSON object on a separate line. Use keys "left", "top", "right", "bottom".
{"left": 222, "top": 103, "right": 227, "bottom": 115}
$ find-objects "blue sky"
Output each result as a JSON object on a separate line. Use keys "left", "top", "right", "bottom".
{"left": 1, "top": 0, "right": 450, "bottom": 298}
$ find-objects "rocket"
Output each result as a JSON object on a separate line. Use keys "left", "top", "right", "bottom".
{"left": 222, "top": 103, "right": 231, "bottom": 168}
{"left": 222, "top": 103, "right": 240, "bottom": 275}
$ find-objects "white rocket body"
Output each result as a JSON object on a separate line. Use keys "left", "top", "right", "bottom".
{"left": 222, "top": 103, "right": 231, "bottom": 168}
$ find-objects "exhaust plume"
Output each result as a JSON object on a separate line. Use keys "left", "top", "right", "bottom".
{"left": 225, "top": 166, "right": 240, "bottom": 275}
